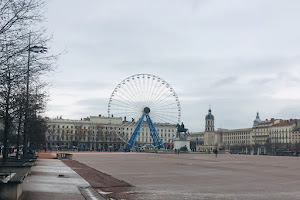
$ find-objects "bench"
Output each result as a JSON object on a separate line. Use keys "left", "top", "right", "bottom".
{"left": 0, "top": 172, "right": 27, "bottom": 200}
{"left": 0, "top": 162, "right": 34, "bottom": 174}
{"left": 56, "top": 153, "right": 73, "bottom": 160}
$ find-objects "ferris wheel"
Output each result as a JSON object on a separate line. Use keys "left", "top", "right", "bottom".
{"left": 108, "top": 74, "right": 181, "bottom": 150}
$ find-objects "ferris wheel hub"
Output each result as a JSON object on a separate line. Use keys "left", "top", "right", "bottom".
{"left": 144, "top": 107, "right": 150, "bottom": 114}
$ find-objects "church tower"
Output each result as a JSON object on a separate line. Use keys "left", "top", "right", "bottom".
{"left": 205, "top": 107, "right": 214, "bottom": 132}
{"left": 204, "top": 107, "right": 215, "bottom": 146}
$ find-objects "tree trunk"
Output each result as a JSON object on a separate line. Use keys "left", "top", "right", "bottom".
{"left": 16, "top": 106, "right": 23, "bottom": 159}
{"left": 3, "top": 70, "right": 11, "bottom": 161}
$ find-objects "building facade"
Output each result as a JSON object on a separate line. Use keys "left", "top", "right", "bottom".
{"left": 292, "top": 128, "right": 300, "bottom": 144}
{"left": 218, "top": 128, "right": 252, "bottom": 146}
{"left": 251, "top": 118, "right": 298, "bottom": 154}
{"left": 45, "top": 116, "right": 177, "bottom": 151}
{"left": 190, "top": 110, "right": 300, "bottom": 155}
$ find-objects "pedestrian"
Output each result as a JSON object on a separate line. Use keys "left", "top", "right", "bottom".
{"left": 178, "top": 149, "right": 180, "bottom": 155}
{"left": 213, "top": 149, "right": 218, "bottom": 157}
{"left": 175, "top": 148, "right": 177, "bottom": 154}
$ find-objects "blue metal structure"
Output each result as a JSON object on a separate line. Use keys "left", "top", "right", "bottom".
{"left": 126, "top": 114, "right": 145, "bottom": 151}
{"left": 125, "top": 109, "right": 165, "bottom": 151}
{"left": 146, "top": 115, "right": 165, "bottom": 149}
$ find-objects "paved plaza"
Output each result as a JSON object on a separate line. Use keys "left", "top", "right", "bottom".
{"left": 19, "top": 158, "right": 105, "bottom": 200}
{"left": 72, "top": 152, "right": 300, "bottom": 200}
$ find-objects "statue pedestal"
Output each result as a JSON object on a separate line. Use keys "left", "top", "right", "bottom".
{"left": 173, "top": 137, "right": 191, "bottom": 152}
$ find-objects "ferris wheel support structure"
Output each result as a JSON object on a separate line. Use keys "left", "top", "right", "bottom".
{"left": 146, "top": 114, "right": 165, "bottom": 149}
{"left": 126, "top": 112, "right": 165, "bottom": 151}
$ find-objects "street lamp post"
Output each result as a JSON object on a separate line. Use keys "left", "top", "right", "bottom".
{"left": 23, "top": 33, "right": 47, "bottom": 158}
{"left": 23, "top": 33, "right": 31, "bottom": 158}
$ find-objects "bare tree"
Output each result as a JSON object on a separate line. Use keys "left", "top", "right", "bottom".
{"left": 74, "top": 125, "right": 85, "bottom": 150}
{"left": 0, "top": 0, "right": 57, "bottom": 161}
{"left": 0, "top": 56, "right": 25, "bottom": 159}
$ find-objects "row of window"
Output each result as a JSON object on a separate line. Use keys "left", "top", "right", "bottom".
{"left": 292, "top": 135, "right": 300, "bottom": 139}
{"left": 47, "top": 142, "right": 125, "bottom": 147}
{"left": 223, "top": 136, "right": 250, "bottom": 140}
{"left": 269, "top": 133, "right": 291, "bottom": 136}
{"left": 48, "top": 136, "right": 122, "bottom": 142}
{"left": 254, "top": 128, "right": 293, "bottom": 133}
{"left": 224, "top": 140, "right": 249, "bottom": 144}
{"left": 48, "top": 136, "right": 171, "bottom": 143}
{"left": 47, "top": 131, "right": 174, "bottom": 138}
{"left": 223, "top": 132, "right": 250, "bottom": 136}
{"left": 49, "top": 124, "right": 175, "bottom": 132}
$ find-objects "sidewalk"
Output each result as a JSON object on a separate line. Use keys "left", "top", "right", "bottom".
{"left": 19, "top": 158, "right": 105, "bottom": 200}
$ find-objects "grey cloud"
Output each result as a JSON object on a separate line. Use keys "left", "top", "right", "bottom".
{"left": 248, "top": 78, "right": 274, "bottom": 86}
{"left": 213, "top": 77, "right": 238, "bottom": 87}
{"left": 54, "top": 80, "right": 110, "bottom": 90}
{"left": 75, "top": 98, "right": 108, "bottom": 106}
{"left": 74, "top": 98, "right": 109, "bottom": 117}
{"left": 45, "top": 0, "right": 300, "bottom": 131}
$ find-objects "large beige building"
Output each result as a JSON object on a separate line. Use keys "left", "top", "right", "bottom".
{"left": 190, "top": 110, "right": 300, "bottom": 154}
{"left": 252, "top": 118, "right": 274, "bottom": 145}
{"left": 269, "top": 119, "right": 297, "bottom": 144}
{"left": 45, "top": 115, "right": 176, "bottom": 151}
{"left": 251, "top": 117, "right": 299, "bottom": 153}
{"left": 218, "top": 128, "right": 252, "bottom": 146}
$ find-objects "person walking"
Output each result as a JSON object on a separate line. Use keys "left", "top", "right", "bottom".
{"left": 213, "top": 149, "right": 218, "bottom": 157}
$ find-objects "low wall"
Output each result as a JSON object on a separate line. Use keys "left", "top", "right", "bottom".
{"left": 0, "top": 182, "right": 22, "bottom": 200}
{"left": 56, "top": 153, "right": 73, "bottom": 160}
{"left": 0, "top": 172, "right": 26, "bottom": 200}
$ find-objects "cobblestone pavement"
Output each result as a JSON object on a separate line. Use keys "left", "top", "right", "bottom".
{"left": 72, "top": 152, "right": 300, "bottom": 200}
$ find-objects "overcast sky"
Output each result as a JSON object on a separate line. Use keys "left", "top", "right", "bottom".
{"left": 44, "top": 0, "right": 300, "bottom": 132}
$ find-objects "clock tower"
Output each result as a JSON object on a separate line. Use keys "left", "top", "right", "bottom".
{"left": 204, "top": 107, "right": 215, "bottom": 145}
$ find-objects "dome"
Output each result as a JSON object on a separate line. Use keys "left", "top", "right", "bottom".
{"left": 253, "top": 112, "right": 261, "bottom": 125}
{"left": 205, "top": 108, "right": 214, "bottom": 120}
